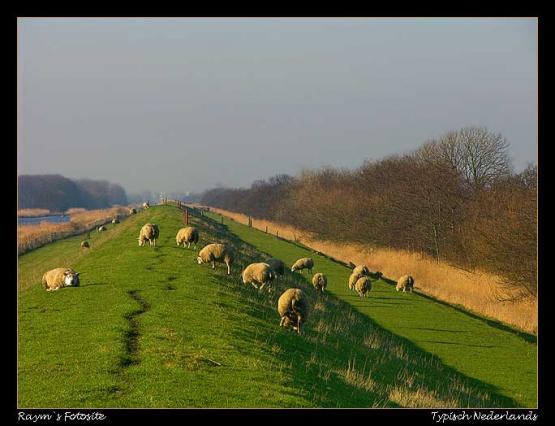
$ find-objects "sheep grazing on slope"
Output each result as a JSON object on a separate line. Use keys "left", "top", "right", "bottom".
{"left": 265, "top": 258, "right": 285, "bottom": 277}
{"left": 396, "top": 275, "right": 415, "bottom": 292}
{"left": 80, "top": 241, "right": 90, "bottom": 249}
{"left": 352, "top": 264, "right": 370, "bottom": 277}
{"left": 176, "top": 226, "right": 199, "bottom": 248}
{"left": 354, "top": 276, "right": 372, "bottom": 298}
{"left": 278, "top": 288, "right": 309, "bottom": 335}
{"left": 98, "top": 225, "right": 107, "bottom": 232}
{"left": 197, "top": 243, "right": 235, "bottom": 275}
{"left": 143, "top": 201, "right": 150, "bottom": 209}
{"left": 138, "top": 223, "right": 159, "bottom": 247}
{"left": 291, "top": 257, "right": 314, "bottom": 274}
{"left": 112, "top": 218, "right": 120, "bottom": 224}
{"left": 42, "top": 268, "right": 80, "bottom": 291}
{"left": 129, "top": 208, "right": 137, "bottom": 214}
{"left": 242, "top": 262, "right": 275, "bottom": 292}
{"left": 311, "top": 273, "right": 327, "bottom": 292}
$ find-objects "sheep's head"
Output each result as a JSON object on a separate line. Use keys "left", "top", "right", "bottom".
{"left": 138, "top": 237, "right": 146, "bottom": 246}
{"left": 197, "top": 256, "right": 204, "bottom": 264}
{"left": 63, "top": 270, "right": 80, "bottom": 287}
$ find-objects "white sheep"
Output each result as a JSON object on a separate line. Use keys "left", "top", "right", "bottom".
{"left": 354, "top": 276, "right": 372, "bottom": 298}
{"left": 197, "top": 243, "right": 235, "bottom": 275}
{"left": 242, "top": 263, "right": 275, "bottom": 292}
{"left": 278, "top": 288, "right": 309, "bottom": 334}
{"left": 311, "top": 273, "right": 327, "bottom": 292}
{"left": 396, "top": 275, "right": 414, "bottom": 292}
{"left": 291, "top": 257, "right": 314, "bottom": 274}
{"left": 176, "top": 227, "right": 199, "bottom": 249}
{"left": 138, "top": 223, "right": 159, "bottom": 246}
{"left": 42, "top": 268, "right": 80, "bottom": 291}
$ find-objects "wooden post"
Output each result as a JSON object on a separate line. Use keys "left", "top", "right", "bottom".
{"left": 265, "top": 225, "right": 268, "bottom": 233}
{"left": 184, "top": 209, "right": 189, "bottom": 225}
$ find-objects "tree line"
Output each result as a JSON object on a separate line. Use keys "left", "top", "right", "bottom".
{"left": 201, "top": 127, "right": 537, "bottom": 300}
{"left": 18, "top": 174, "right": 128, "bottom": 212}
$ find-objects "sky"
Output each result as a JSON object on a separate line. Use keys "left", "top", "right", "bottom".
{"left": 18, "top": 18, "right": 538, "bottom": 195}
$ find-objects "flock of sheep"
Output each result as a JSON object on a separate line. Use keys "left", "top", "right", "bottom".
{"left": 40, "top": 207, "right": 415, "bottom": 336}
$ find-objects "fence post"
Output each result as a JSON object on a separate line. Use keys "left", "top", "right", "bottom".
{"left": 184, "top": 209, "right": 189, "bottom": 225}
{"left": 265, "top": 225, "right": 268, "bottom": 233}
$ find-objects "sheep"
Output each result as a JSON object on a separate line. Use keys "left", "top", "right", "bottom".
{"left": 352, "top": 264, "right": 370, "bottom": 277}
{"left": 112, "top": 218, "right": 120, "bottom": 224}
{"left": 265, "top": 258, "right": 285, "bottom": 277}
{"left": 311, "top": 273, "right": 327, "bottom": 292}
{"left": 291, "top": 257, "right": 314, "bottom": 274}
{"left": 42, "top": 268, "right": 80, "bottom": 291}
{"left": 98, "top": 225, "right": 107, "bottom": 232}
{"left": 354, "top": 276, "right": 372, "bottom": 298}
{"left": 143, "top": 201, "right": 150, "bottom": 209}
{"left": 175, "top": 226, "right": 199, "bottom": 249}
{"left": 396, "top": 275, "right": 415, "bottom": 292}
{"left": 277, "top": 288, "right": 309, "bottom": 335}
{"left": 197, "top": 243, "right": 235, "bottom": 275}
{"left": 138, "top": 223, "right": 159, "bottom": 246}
{"left": 129, "top": 208, "right": 137, "bottom": 214}
{"left": 242, "top": 262, "right": 275, "bottom": 292}
{"left": 80, "top": 241, "right": 90, "bottom": 249}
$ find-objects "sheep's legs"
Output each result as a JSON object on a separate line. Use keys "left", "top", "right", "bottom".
{"left": 212, "top": 261, "right": 216, "bottom": 269}
{"left": 279, "top": 317, "right": 286, "bottom": 327}
{"left": 226, "top": 263, "right": 231, "bottom": 275}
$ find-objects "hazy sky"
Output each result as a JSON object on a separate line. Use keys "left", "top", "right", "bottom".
{"left": 18, "top": 18, "right": 537, "bottom": 195}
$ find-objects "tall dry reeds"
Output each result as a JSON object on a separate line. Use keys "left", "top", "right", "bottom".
{"left": 17, "top": 206, "right": 132, "bottom": 255}
{"left": 17, "top": 209, "right": 51, "bottom": 217}
{"left": 204, "top": 206, "right": 537, "bottom": 334}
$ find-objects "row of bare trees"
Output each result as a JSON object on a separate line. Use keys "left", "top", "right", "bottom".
{"left": 201, "top": 127, "right": 537, "bottom": 300}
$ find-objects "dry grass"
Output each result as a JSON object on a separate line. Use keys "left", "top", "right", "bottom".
{"left": 17, "top": 208, "right": 51, "bottom": 217}
{"left": 201, "top": 206, "right": 537, "bottom": 334}
{"left": 65, "top": 207, "right": 87, "bottom": 215}
{"left": 17, "top": 206, "right": 132, "bottom": 255}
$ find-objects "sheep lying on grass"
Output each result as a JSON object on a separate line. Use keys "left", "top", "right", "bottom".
{"left": 98, "top": 226, "right": 107, "bottom": 232}
{"left": 396, "top": 275, "right": 415, "bottom": 292}
{"left": 138, "top": 223, "right": 159, "bottom": 247}
{"left": 278, "top": 288, "right": 309, "bottom": 335}
{"left": 112, "top": 218, "right": 120, "bottom": 224}
{"left": 80, "top": 241, "right": 90, "bottom": 249}
{"left": 242, "top": 262, "right": 275, "bottom": 292}
{"left": 354, "top": 276, "right": 372, "bottom": 298}
{"left": 311, "top": 273, "right": 327, "bottom": 292}
{"left": 291, "top": 257, "right": 314, "bottom": 274}
{"left": 42, "top": 268, "right": 80, "bottom": 291}
{"left": 129, "top": 208, "right": 137, "bottom": 214}
{"left": 266, "top": 258, "right": 285, "bottom": 277}
{"left": 176, "top": 226, "right": 199, "bottom": 248}
{"left": 197, "top": 243, "right": 235, "bottom": 275}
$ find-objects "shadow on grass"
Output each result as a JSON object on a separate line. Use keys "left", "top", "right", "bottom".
{"left": 198, "top": 215, "right": 520, "bottom": 408}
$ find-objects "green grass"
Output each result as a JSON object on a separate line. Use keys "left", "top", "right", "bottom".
{"left": 18, "top": 206, "right": 535, "bottom": 408}
{"left": 205, "top": 212, "right": 537, "bottom": 408}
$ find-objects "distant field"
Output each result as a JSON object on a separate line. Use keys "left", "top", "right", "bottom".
{"left": 18, "top": 206, "right": 535, "bottom": 407}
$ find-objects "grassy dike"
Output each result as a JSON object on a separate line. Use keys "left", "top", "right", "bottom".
{"left": 18, "top": 205, "right": 532, "bottom": 407}
{"left": 205, "top": 211, "right": 537, "bottom": 408}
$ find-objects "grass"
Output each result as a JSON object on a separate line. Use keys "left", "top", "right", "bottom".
{"left": 17, "top": 205, "right": 535, "bottom": 408}
{"left": 205, "top": 206, "right": 537, "bottom": 334}
{"left": 204, "top": 210, "right": 537, "bottom": 408}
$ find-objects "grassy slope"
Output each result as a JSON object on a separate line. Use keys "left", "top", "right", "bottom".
{"left": 18, "top": 206, "right": 532, "bottom": 408}
{"left": 205, "top": 212, "right": 537, "bottom": 408}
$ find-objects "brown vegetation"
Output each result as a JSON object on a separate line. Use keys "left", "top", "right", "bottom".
{"left": 17, "top": 206, "right": 132, "bottom": 255}
{"left": 17, "top": 209, "right": 51, "bottom": 217}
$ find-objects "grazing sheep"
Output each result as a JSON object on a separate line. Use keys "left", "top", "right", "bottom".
{"left": 354, "top": 276, "right": 372, "bottom": 298}
{"left": 129, "top": 208, "right": 137, "bottom": 214}
{"left": 176, "top": 226, "right": 200, "bottom": 248}
{"left": 242, "top": 262, "right": 275, "bottom": 292}
{"left": 311, "top": 273, "right": 327, "bottom": 292}
{"left": 112, "top": 218, "right": 120, "bottom": 224}
{"left": 98, "top": 226, "right": 107, "bottom": 232}
{"left": 352, "top": 264, "right": 370, "bottom": 277}
{"left": 80, "top": 241, "right": 90, "bottom": 249}
{"left": 396, "top": 275, "right": 415, "bottom": 292}
{"left": 266, "top": 258, "right": 285, "bottom": 277}
{"left": 291, "top": 257, "right": 314, "bottom": 273}
{"left": 42, "top": 268, "right": 80, "bottom": 291}
{"left": 348, "top": 272, "right": 360, "bottom": 290}
{"left": 278, "top": 288, "right": 309, "bottom": 335}
{"left": 197, "top": 243, "right": 235, "bottom": 275}
{"left": 143, "top": 201, "right": 150, "bottom": 209}
{"left": 138, "top": 223, "right": 159, "bottom": 247}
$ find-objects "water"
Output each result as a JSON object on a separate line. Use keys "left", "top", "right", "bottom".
{"left": 18, "top": 215, "right": 71, "bottom": 226}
